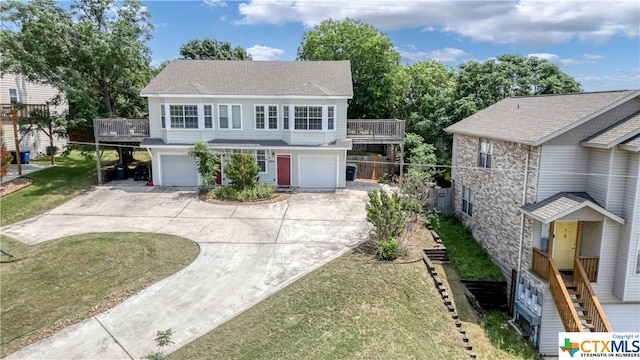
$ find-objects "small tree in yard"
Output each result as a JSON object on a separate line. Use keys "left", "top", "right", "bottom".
{"left": 224, "top": 152, "right": 259, "bottom": 193}
{"left": 0, "top": 130, "right": 12, "bottom": 180}
{"left": 188, "top": 141, "right": 219, "bottom": 189}
{"left": 365, "top": 190, "right": 407, "bottom": 260}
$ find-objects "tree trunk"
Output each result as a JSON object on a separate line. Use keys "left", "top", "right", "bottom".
{"left": 48, "top": 121, "right": 55, "bottom": 165}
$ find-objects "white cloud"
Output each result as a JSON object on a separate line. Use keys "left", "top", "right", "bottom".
{"left": 582, "top": 54, "right": 605, "bottom": 61}
{"left": 575, "top": 71, "right": 640, "bottom": 91}
{"left": 247, "top": 45, "right": 285, "bottom": 60}
{"left": 399, "top": 47, "right": 470, "bottom": 63}
{"left": 528, "top": 53, "right": 580, "bottom": 67}
{"left": 236, "top": 0, "right": 639, "bottom": 46}
{"left": 203, "top": 0, "right": 227, "bottom": 8}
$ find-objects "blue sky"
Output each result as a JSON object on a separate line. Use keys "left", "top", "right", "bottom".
{"left": 144, "top": 0, "right": 640, "bottom": 92}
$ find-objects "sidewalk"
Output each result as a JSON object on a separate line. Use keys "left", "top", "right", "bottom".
{"left": 1, "top": 163, "right": 52, "bottom": 183}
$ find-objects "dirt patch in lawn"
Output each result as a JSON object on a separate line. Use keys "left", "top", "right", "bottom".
{"left": 199, "top": 192, "right": 292, "bottom": 205}
{"left": 0, "top": 177, "right": 33, "bottom": 197}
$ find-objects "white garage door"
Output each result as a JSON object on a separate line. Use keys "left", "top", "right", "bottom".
{"left": 161, "top": 155, "right": 198, "bottom": 186}
{"left": 299, "top": 155, "right": 338, "bottom": 188}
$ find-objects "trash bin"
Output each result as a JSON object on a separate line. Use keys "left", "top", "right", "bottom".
{"left": 19, "top": 151, "right": 31, "bottom": 164}
{"left": 115, "top": 164, "right": 126, "bottom": 180}
{"left": 346, "top": 164, "right": 358, "bottom": 181}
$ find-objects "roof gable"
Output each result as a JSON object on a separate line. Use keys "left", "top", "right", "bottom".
{"left": 141, "top": 60, "right": 353, "bottom": 98}
{"left": 445, "top": 90, "right": 640, "bottom": 145}
{"left": 520, "top": 192, "right": 625, "bottom": 224}
{"left": 581, "top": 110, "right": 640, "bottom": 149}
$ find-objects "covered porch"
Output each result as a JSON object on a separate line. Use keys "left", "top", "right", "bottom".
{"left": 523, "top": 192, "right": 625, "bottom": 283}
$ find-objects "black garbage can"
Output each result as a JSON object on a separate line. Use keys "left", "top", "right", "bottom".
{"left": 346, "top": 164, "right": 358, "bottom": 181}
{"left": 115, "top": 164, "right": 126, "bottom": 180}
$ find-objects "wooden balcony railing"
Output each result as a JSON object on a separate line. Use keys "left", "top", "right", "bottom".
{"left": 93, "top": 118, "right": 149, "bottom": 141}
{"left": 532, "top": 248, "right": 550, "bottom": 280}
{"left": 548, "top": 257, "right": 584, "bottom": 332}
{"left": 578, "top": 256, "right": 599, "bottom": 282}
{"left": 574, "top": 259, "right": 612, "bottom": 332}
{"left": 347, "top": 119, "right": 405, "bottom": 143}
{"left": 1, "top": 103, "right": 49, "bottom": 122}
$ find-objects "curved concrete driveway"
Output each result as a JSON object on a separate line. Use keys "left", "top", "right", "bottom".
{"left": 2, "top": 183, "right": 377, "bottom": 359}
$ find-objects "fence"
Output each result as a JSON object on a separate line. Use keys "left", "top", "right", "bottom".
{"left": 346, "top": 155, "right": 394, "bottom": 180}
{"left": 425, "top": 187, "right": 454, "bottom": 215}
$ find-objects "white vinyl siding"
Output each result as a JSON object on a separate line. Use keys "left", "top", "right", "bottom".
{"left": 537, "top": 145, "right": 589, "bottom": 201}
{"left": 219, "top": 104, "right": 242, "bottom": 130}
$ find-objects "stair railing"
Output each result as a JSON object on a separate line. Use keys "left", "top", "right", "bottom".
{"left": 573, "top": 259, "right": 613, "bottom": 332}
{"left": 548, "top": 258, "right": 584, "bottom": 332}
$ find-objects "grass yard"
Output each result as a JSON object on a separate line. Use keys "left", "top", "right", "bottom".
{"left": 0, "top": 233, "right": 200, "bottom": 357}
{"left": 0, "top": 150, "right": 118, "bottom": 226}
{"left": 169, "top": 215, "right": 539, "bottom": 360}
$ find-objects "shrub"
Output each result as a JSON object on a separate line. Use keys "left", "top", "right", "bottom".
{"left": 0, "top": 130, "right": 11, "bottom": 179}
{"left": 46, "top": 146, "right": 58, "bottom": 156}
{"left": 377, "top": 238, "right": 402, "bottom": 261}
{"left": 188, "top": 141, "right": 220, "bottom": 189}
{"left": 214, "top": 184, "right": 275, "bottom": 202}
{"left": 364, "top": 190, "right": 408, "bottom": 260}
{"left": 224, "top": 152, "right": 259, "bottom": 192}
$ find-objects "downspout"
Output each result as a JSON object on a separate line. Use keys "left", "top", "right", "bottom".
{"left": 511, "top": 145, "right": 531, "bottom": 323}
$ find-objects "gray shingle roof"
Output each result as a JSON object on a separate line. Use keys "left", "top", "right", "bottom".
{"left": 582, "top": 110, "right": 640, "bottom": 149}
{"left": 621, "top": 134, "right": 640, "bottom": 152}
{"left": 520, "top": 192, "right": 624, "bottom": 224}
{"left": 445, "top": 90, "right": 640, "bottom": 145}
{"left": 141, "top": 60, "right": 353, "bottom": 97}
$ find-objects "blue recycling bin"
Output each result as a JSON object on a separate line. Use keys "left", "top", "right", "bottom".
{"left": 19, "top": 151, "right": 30, "bottom": 164}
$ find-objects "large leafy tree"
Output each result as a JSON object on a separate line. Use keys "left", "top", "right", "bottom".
{"left": 397, "top": 60, "right": 457, "bottom": 162}
{"left": 297, "top": 18, "right": 404, "bottom": 119}
{"left": 453, "top": 54, "right": 582, "bottom": 121}
{"left": 180, "top": 38, "right": 252, "bottom": 60}
{"left": 0, "top": 0, "right": 153, "bottom": 120}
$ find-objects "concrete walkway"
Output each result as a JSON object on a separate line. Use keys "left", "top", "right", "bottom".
{"left": 1, "top": 182, "right": 379, "bottom": 359}
{"left": 1, "top": 163, "right": 52, "bottom": 183}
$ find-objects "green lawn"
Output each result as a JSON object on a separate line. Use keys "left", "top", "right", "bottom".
{"left": 0, "top": 233, "right": 200, "bottom": 358}
{"left": 1, "top": 150, "right": 118, "bottom": 226}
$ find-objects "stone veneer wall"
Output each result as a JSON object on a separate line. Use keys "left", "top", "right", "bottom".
{"left": 452, "top": 134, "right": 540, "bottom": 292}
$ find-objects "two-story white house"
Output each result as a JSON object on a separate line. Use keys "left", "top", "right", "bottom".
{"left": 446, "top": 90, "right": 640, "bottom": 355}
{"left": 138, "top": 60, "right": 354, "bottom": 188}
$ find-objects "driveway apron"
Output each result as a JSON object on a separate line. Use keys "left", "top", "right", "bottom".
{"left": 1, "top": 185, "right": 374, "bottom": 359}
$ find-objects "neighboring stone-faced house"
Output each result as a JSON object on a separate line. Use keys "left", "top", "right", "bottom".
{"left": 0, "top": 73, "right": 68, "bottom": 157}
{"left": 139, "top": 60, "right": 354, "bottom": 188}
{"left": 446, "top": 90, "right": 640, "bottom": 355}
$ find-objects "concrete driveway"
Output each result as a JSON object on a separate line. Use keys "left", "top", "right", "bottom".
{"left": 1, "top": 182, "right": 378, "bottom": 359}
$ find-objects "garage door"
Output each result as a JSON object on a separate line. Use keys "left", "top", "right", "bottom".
{"left": 298, "top": 155, "right": 337, "bottom": 188}
{"left": 161, "top": 155, "right": 198, "bottom": 186}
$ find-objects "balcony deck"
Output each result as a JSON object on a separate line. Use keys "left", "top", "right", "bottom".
{"left": 94, "top": 118, "right": 150, "bottom": 143}
{"left": 346, "top": 119, "right": 405, "bottom": 144}
{"left": 1, "top": 104, "right": 50, "bottom": 123}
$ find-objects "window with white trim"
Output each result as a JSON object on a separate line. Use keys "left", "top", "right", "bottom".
{"left": 8, "top": 89, "right": 18, "bottom": 103}
{"left": 204, "top": 105, "right": 213, "bottom": 129}
{"left": 170, "top": 105, "right": 198, "bottom": 129}
{"left": 219, "top": 104, "right": 242, "bottom": 129}
{"left": 256, "top": 150, "right": 266, "bottom": 172}
{"left": 294, "top": 106, "right": 322, "bottom": 130}
{"left": 255, "top": 105, "right": 278, "bottom": 130}
{"left": 478, "top": 138, "right": 493, "bottom": 168}
{"left": 283, "top": 106, "right": 289, "bottom": 130}
{"left": 462, "top": 186, "right": 474, "bottom": 216}
{"left": 327, "top": 106, "right": 335, "bottom": 130}
{"left": 160, "top": 104, "right": 166, "bottom": 129}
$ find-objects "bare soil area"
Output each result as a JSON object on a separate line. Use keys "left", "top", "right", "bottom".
{"left": 0, "top": 177, "right": 33, "bottom": 197}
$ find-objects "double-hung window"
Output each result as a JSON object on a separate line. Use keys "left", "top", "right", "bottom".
{"left": 170, "top": 105, "right": 198, "bottom": 129}
{"left": 219, "top": 104, "right": 242, "bottom": 129}
{"left": 255, "top": 105, "right": 278, "bottom": 130}
{"left": 478, "top": 138, "right": 493, "bottom": 168}
{"left": 204, "top": 105, "right": 213, "bottom": 129}
{"left": 462, "top": 186, "right": 474, "bottom": 216}
{"left": 294, "top": 106, "right": 323, "bottom": 130}
{"left": 327, "top": 106, "right": 335, "bottom": 130}
{"left": 283, "top": 106, "right": 289, "bottom": 130}
{"left": 8, "top": 89, "right": 18, "bottom": 103}
{"left": 160, "top": 104, "right": 166, "bottom": 129}
{"left": 256, "top": 150, "right": 267, "bottom": 172}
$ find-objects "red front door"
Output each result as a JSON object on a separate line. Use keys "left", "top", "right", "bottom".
{"left": 277, "top": 155, "right": 291, "bottom": 186}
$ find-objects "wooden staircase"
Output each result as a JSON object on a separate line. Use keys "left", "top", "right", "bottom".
{"left": 564, "top": 282, "right": 596, "bottom": 331}
{"left": 550, "top": 258, "right": 613, "bottom": 333}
